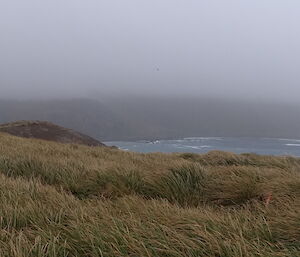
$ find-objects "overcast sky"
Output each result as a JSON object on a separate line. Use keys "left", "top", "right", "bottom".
{"left": 1, "top": 0, "right": 300, "bottom": 102}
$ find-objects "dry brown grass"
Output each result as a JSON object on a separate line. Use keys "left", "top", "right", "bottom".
{"left": 0, "top": 132, "right": 299, "bottom": 256}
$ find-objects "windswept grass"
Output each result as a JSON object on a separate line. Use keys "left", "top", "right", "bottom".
{"left": 0, "top": 132, "right": 299, "bottom": 256}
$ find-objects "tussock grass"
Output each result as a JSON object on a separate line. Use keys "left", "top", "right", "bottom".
{"left": 148, "top": 164, "right": 210, "bottom": 207}
{"left": 0, "top": 132, "right": 299, "bottom": 256}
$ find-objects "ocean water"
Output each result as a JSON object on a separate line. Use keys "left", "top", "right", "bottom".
{"left": 105, "top": 137, "right": 300, "bottom": 156}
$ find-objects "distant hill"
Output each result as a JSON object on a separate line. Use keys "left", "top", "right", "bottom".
{"left": 0, "top": 120, "right": 105, "bottom": 146}
{"left": 1, "top": 97, "right": 300, "bottom": 141}
{"left": 0, "top": 99, "right": 128, "bottom": 141}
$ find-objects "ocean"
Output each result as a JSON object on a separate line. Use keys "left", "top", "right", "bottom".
{"left": 105, "top": 137, "right": 300, "bottom": 156}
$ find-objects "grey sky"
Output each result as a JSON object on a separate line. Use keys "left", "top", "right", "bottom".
{"left": 1, "top": 0, "right": 300, "bottom": 102}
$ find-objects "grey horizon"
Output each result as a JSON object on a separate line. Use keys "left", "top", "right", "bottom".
{"left": 1, "top": 0, "right": 300, "bottom": 103}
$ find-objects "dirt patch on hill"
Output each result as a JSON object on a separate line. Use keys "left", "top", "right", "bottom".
{"left": 0, "top": 121, "right": 106, "bottom": 147}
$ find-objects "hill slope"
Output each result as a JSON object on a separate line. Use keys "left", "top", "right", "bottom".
{"left": 0, "top": 133, "right": 299, "bottom": 256}
{"left": 0, "top": 120, "right": 105, "bottom": 146}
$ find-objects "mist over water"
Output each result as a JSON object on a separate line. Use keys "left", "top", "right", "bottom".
{"left": 1, "top": 1, "right": 300, "bottom": 152}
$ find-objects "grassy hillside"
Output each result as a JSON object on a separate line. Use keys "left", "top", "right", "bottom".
{"left": 0, "top": 121, "right": 105, "bottom": 147}
{"left": 0, "top": 132, "right": 299, "bottom": 256}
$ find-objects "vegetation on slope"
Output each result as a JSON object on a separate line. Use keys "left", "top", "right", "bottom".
{"left": 0, "top": 121, "right": 105, "bottom": 147}
{"left": 0, "top": 132, "right": 299, "bottom": 256}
